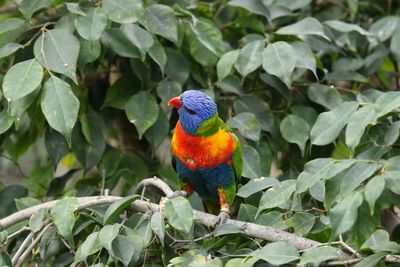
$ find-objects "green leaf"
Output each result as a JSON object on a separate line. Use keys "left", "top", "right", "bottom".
{"left": 0, "top": 43, "right": 22, "bottom": 59}
{"left": 111, "top": 235, "right": 135, "bottom": 267}
{"left": 262, "top": 41, "right": 296, "bottom": 88}
{"left": 375, "top": 91, "right": 400, "bottom": 118}
{"left": 217, "top": 50, "right": 240, "bottom": 82}
{"left": 103, "top": 195, "right": 139, "bottom": 225}
{"left": 242, "top": 145, "right": 262, "bottom": 179}
{"left": 102, "top": 0, "right": 143, "bottom": 24}
{"left": 34, "top": 29, "right": 80, "bottom": 83}
{"left": 217, "top": 75, "right": 243, "bottom": 95}
{"left": 78, "top": 39, "right": 101, "bottom": 66}
{"left": 257, "top": 180, "right": 296, "bottom": 215}
{"left": 280, "top": 114, "right": 310, "bottom": 155}
{"left": 370, "top": 16, "right": 400, "bottom": 42}
{"left": 285, "top": 212, "right": 316, "bottom": 236}
{"left": 41, "top": 76, "right": 79, "bottom": 145}
{"left": 228, "top": 0, "right": 270, "bottom": 19}
{"left": 0, "top": 185, "right": 28, "bottom": 218}
{"left": 144, "top": 4, "right": 178, "bottom": 43}
{"left": 148, "top": 39, "right": 167, "bottom": 73}
{"left": 237, "top": 177, "right": 279, "bottom": 198}
{"left": 151, "top": 211, "right": 165, "bottom": 245}
{"left": 291, "top": 41, "right": 317, "bottom": 78}
{"left": 256, "top": 211, "right": 287, "bottom": 230}
{"left": 296, "top": 159, "right": 355, "bottom": 193}
{"left": 310, "top": 101, "right": 359, "bottom": 146}
{"left": 121, "top": 24, "right": 154, "bottom": 61}
{"left": 75, "top": 232, "right": 102, "bottom": 262}
{"left": 362, "top": 229, "right": 400, "bottom": 252}
{"left": 213, "top": 224, "right": 244, "bottom": 236}
{"left": 75, "top": 8, "right": 107, "bottom": 41}
{"left": 324, "top": 20, "right": 372, "bottom": 36}
{"left": 99, "top": 224, "right": 119, "bottom": 251}
{"left": 308, "top": 84, "right": 342, "bottom": 110}
{"left": 391, "top": 28, "right": 400, "bottom": 59}
{"left": 2, "top": 59, "right": 43, "bottom": 101}
{"left": 0, "top": 18, "right": 24, "bottom": 35}
{"left": 29, "top": 208, "right": 45, "bottom": 233}
{"left": 326, "top": 70, "right": 368, "bottom": 83}
{"left": 365, "top": 175, "right": 385, "bottom": 215}
{"left": 125, "top": 91, "right": 159, "bottom": 139}
{"left": 50, "top": 197, "right": 79, "bottom": 242}
{"left": 345, "top": 104, "right": 376, "bottom": 152}
{"left": 299, "top": 246, "right": 339, "bottom": 264}
{"left": 228, "top": 112, "right": 261, "bottom": 141}
{"left": 164, "top": 196, "right": 193, "bottom": 235}
{"left": 233, "top": 95, "right": 274, "bottom": 132}
{"left": 101, "top": 28, "right": 140, "bottom": 58}
{"left": 66, "top": 3, "right": 86, "bottom": 16}
{"left": 98, "top": 149, "right": 122, "bottom": 178}
{"left": 254, "top": 241, "right": 300, "bottom": 265}
{"left": 276, "top": 17, "right": 329, "bottom": 40}
{"left": 165, "top": 48, "right": 189, "bottom": 84}
{"left": 0, "top": 109, "right": 13, "bottom": 134}
{"left": 330, "top": 191, "right": 363, "bottom": 239}
{"left": 291, "top": 105, "right": 318, "bottom": 128}
{"left": 19, "top": 0, "right": 52, "bottom": 19}
{"left": 144, "top": 109, "right": 169, "bottom": 150}
{"left": 156, "top": 80, "right": 182, "bottom": 105}
{"left": 235, "top": 40, "right": 264, "bottom": 77}
{"left": 354, "top": 252, "right": 387, "bottom": 267}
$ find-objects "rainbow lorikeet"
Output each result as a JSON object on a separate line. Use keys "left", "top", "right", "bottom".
{"left": 168, "top": 90, "right": 242, "bottom": 225}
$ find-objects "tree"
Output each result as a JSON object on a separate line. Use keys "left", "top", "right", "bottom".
{"left": 0, "top": 0, "right": 400, "bottom": 266}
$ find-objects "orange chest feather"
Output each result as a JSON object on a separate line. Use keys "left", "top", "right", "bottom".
{"left": 171, "top": 122, "right": 235, "bottom": 170}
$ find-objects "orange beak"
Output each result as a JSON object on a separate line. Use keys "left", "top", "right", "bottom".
{"left": 168, "top": 96, "right": 182, "bottom": 109}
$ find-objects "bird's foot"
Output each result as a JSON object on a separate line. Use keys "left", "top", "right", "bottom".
{"left": 214, "top": 210, "right": 230, "bottom": 226}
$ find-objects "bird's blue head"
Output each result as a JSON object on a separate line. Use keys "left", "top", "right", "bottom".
{"left": 168, "top": 90, "right": 217, "bottom": 134}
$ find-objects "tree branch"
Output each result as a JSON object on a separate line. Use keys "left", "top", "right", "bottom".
{"left": 1, "top": 178, "right": 400, "bottom": 265}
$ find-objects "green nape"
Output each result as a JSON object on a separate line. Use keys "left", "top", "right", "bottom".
{"left": 193, "top": 113, "right": 220, "bottom": 136}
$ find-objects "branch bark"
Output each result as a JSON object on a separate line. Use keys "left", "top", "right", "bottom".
{"left": 1, "top": 178, "right": 400, "bottom": 265}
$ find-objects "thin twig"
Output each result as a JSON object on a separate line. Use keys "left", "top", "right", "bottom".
{"left": 11, "top": 232, "right": 34, "bottom": 265}
{"left": 15, "top": 223, "right": 53, "bottom": 267}
{"left": 6, "top": 226, "right": 30, "bottom": 242}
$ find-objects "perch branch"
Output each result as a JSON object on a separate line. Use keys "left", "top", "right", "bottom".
{"left": 11, "top": 232, "right": 34, "bottom": 265}
{"left": 2, "top": 178, "right": 400, "bottom": 265}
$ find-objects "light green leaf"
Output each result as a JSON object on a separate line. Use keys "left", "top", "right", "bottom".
{"left": 99, "top": 224, "right": 119, "bottom": 251}
{"left": 228, "top": 0, "right": 270, "bottom": 19}
{"left": 0, "top": 43, "right": 22, "bottom": 59}
{"left": 365, "top": 175, "right": 385, "bottom": 215}
{"left": 354, "top": 252, "right": 387, "bottom": 267}
{"left": 111, "top": 235, "right": 135, "bottom": 267}
{"left": 345, "top": 104, "right": 376, "bottom": 152}
{"left": 254, "top": 241, "right": 300, "bottom": 265}
{"left": 2, "top": 59, "right": 43, "bottom": 101}
{"left": 324, "top": 20, "right": 372, "bottom": 36}
{"left": 125, "top": 91, "right": 159, "bottom": 139}
{"left": 326, "top": 70, "right": 368, "bottom": 83}
{"left": 237, "top": 177, "right": 279, "bottom": 198}
{"left": 310, "top": 180, "right": 325, "bottom": 202}
{"left": 391, "top": 28, "right": 400, "bottom": 59}
{"left": 242, "top": 145, "right": 262, "bottom": 179}
{"left": 375, "top": 91, "right": 400, "bottom": 118}
{"left": 144, "top": 4, "right": 178, "bottom": 43}
{"left": 102, "top": 0, "right": 143, "bottom": 24}
{"left": 217, "top": 75, "right": 243, "bottom": 95}
{"left": 310, "top": 101, "right": 359, "bottom": 146}
{"left": 213, "top": 224, "right": 244, "bottom": 236}
{"left": 291, "top": 105, "right": 318, "bottom": 128}
{"left": 151, "top": 211, "right": 165, "bottom": 244}
{"left": 0, "top": 109, "right": 13, "bottom": 134}
{"left": 29, "top": 208, "right": 45, "bottom": 233}
{"left": 361, "top": 229, "right": 400, "bottom": 253}
{"left": 101, "top": 28, "right": 140, "bottom": 58}
{"left": 34, "top": 29, "right": 80, "bottom": 83}
{"left": 300, "top": 246, "right": 339, "bottom": 264}
{"left": 308, "top": 84, "right": 342, "bottom": 110}
{"left": 19, "top": 0, "right": 52, "bottom": 19}
{"left": 257, "top": 180, "right": 296, "bottom": 215}
{"left": 50, "top": 197, "right": 79, "bottom": 241}
{"left": 280, "top": 114, "right": 310, "bottom": 155}
{"left": 330, "top": 191, "right": 363, "bottom": 239}
{"left": 285, "top": 212, "right": 316, "bottom": 236}
{"left": 164, "top": 196, "right": 193, "bottom": 234}
{"left": 370, "top": 16, "right": 400, "bottom": 42}
{"left": 78, "top": 39, "right": 101, "bottom": 66}
{"left": 262, "top": 41, "right": 296, "bottom": 88}
{"left": 103, "top": 195, "right": 139, "bottom": 225}
{"left": 0, "top": 18, "right": 25, "bottom": 35}
{"left": 217, "top": 50, "right": 240, "bottom": 82}
{"left": 75, "top": 232, "right": 102, "bottom": 262}
{"left": 291, "top": 41, "right": 317, "bottom": 78}
{"left": 296, "top": 158, "right": 355, "bottom": 193}
{"left": 121, "top": 24, "right": 153, "bottom": 61}
{"left": 235, "top": 40, "right": 264, "bottom": 77}
{"left": 66, "top": 3, "right": 86, "bottom": 16}
{"left": 75, "top": 8, "right": 108, "bottom": 41}
{"left": 41, "top": 76, "right": 80, "bottom": 145}
{"left": 276, "top": 17, "right": 329, "bottom": 40}
{"left": 228, "top": 112, "right": 261, "bottom": 141}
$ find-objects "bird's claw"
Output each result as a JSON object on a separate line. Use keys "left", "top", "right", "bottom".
{"left": 214, "top": 210, "right": 230, "bottom": 226}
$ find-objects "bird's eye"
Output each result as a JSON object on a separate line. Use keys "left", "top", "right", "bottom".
{"left": 185, "top": 107, "right": 196, "bottom": 115}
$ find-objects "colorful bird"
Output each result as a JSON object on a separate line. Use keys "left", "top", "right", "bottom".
{"left": 168, "top": 90, "right": 242, "bottom": 225}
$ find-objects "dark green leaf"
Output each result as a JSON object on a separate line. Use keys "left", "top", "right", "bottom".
{"left": 111, "top": 235, "right": 135, "bottom": 267}
{"left": 257, "top": 180, "right": 296, "bottom": 215}
{"left": 237, "top": 177, "right": 279, "bottom": 198}
{"left": 149, "top": 39, "right": 167, "bottom": 72}
{"left": 242, "top": 145, "right": 262, "bottom": 179}
{"left": 144, "top": 4, "right": 178, "bottom": 43}
{"left": 0, "top": 109, "right": 13, "bottom": 134}
{"left": 50, "top": 197, "right": 79, "bottom": 241}
{"left": 228, "top": 112, "right": 261, "bottom": 141}
{"left": 365, "top": 175, "right": 385, "bottom": 215}
{"left": 254, "top": 241, "right": 300, "bottom": 265}
{"left": 299, "top": 246, "right": 339, "bottom": 264}
{"left": 228, "top": 0, "right": 270, "bottom": 19}
{"left": 121, "top": 24, "right": 154, "bottom": 60}
{"left": 144, "top": 109, "right": 169, "bottom": 150}
{"left": 280, "top": 114, "right": 310, "bottom": 155}
{"left": 164, "top": 196, "right": 193, "bottom": 234}
{"left": 213, "top": 224, "right": 244, "bottom": 236}
{"left": 0, "top": 185, "right": 28, "bottom": 218}
{"left": 361, "top": 229, "right": 400, "bottom": 252}
{"left": 99, "top": 224, "right": 119, "bottom": 251}
{"left": 308, "top": 84, "right": 342, "bottom": 110}
{"left": 354, "top": 252, "right": 387, "bottom": 267}
{"left": 285, "top": 212, "right": 316, "bottom": 236}
{"left": 75, "top": 8, "right": 107, "bottom": 41}
{"left": 75, "top": 232, "right": 102, "bottom": 262}
{"left": 103, "top": 195, "right": 139, "bottom": 225}
{"left": 151, "top": 211, "right": 165, "bottom": 244}
{"left": 101, "top": 28, "right": 140, "bottom": 58}
{"left": 165, "top": 48, "right": 189, "bottom": 84}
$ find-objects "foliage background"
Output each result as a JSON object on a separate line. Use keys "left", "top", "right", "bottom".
{"left": 1, "top": 0, "right": 400, "bottom": 266}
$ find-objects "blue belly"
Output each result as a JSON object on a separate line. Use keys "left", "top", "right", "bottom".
{"left": 175, "top": 158, "right": 234, "bottom": 197}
